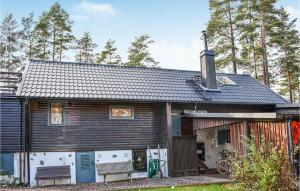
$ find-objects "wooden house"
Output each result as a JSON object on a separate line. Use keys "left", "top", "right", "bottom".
{"left": 1, "top": 36, "right": 299, "bottom": 186}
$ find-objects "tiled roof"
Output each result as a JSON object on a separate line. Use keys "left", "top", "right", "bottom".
{"left": 16, "top": 60, "right": 288, "bottom": 104}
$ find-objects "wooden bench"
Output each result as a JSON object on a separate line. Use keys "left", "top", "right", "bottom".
{"left": 96, "top": 161, "right": 134, "bottom": 183}
{"left": 35, "top": 165, "right": 71, "bottom": 186}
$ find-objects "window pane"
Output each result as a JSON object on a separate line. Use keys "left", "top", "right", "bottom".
{"left": 133, "top": 150, "right": 147, "bottom": 172}
{"left": 111, "top": 107, "right": 133, "bottom": 118}
{"left": 218, "top": 129, "right": 230, "bottom": 144}
{"left": 217, "top": 76, "right": 236, "bottom": 85}
{"left": 50, "top": 103, "right": 63, "bottom": 124}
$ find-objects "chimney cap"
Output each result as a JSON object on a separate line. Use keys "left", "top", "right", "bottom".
{"left": 201, "top": 30, "right": 208, "bottom": 50}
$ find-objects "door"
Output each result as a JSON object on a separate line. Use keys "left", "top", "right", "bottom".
{"left": 172, "top": 115, "right": 181, "bottom": 136}
{"left": 0, "top": 153, "right": 14, "bottom": 175}
{"left": 173, "top": 136, "right": 198, "bottom": 176}
{"left": 76, "top": 152, "right": 95, "bottom": 183}
{"left": 181, "top": 117, "right": 194, "bottom": 135}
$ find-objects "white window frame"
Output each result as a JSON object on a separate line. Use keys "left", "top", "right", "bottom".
{"left": 48, "top": 102, "right": 64, "bottom": 126}
{"left": 109, "top": 105, "right": 134, "bottom": 119}
{"left": 216, "top": 76, "right": 237, "bottom": 86}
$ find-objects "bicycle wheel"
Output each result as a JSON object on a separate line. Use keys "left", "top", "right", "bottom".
{"left": 216, "top": 160, "right": 230, "bottom": 174}
{"left": 156, "top": 169, "right": 163, "bottom": 178}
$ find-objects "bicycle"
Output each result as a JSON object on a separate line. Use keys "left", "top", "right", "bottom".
{"left": 216, "top": 149, "right": 231, "bottom": 174}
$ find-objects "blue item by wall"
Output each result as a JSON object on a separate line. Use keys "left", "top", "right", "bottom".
{"left": 75, "top": 152, "right": 95, "bottom": 183}
{"left": 0, "top": 153, "right": 14, "bottom": 175}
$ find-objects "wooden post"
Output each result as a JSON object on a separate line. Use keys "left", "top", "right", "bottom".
{"left": 166, "top": 103, "right": 173, "bottom": 177}
{"left": 242, "top": 120, "right": 248, "bottom": 154}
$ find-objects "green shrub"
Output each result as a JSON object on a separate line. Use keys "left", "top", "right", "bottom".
{"left": 230, "top": 137, "right": 296, "bottom": 191}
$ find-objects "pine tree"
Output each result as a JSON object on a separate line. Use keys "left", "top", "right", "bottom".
{"left": 47, "top": 2, "right": 74, "bottom": 61}
{"left": 237, "top": 0, "right": 261, "bottom": 79}
{"left": 272, "top": 7, "right": 300, "bottom": 103}
{"left": 96, "top": 39, "right": 122, "bottom": 64}
{"left": 32, "top": 12, "right": 50, "bottom": 60}
{"left": 127, "top": 34, "right": 158, "bottom": 67}
{"left": 75, "top": 32, "right": 97, "bottom": 63}
{"left": 0, "top": 14, "right": 21, "bottom": 72}
{"left": 207, "top": 0, "right": 240, "bottom": 74}
{"left": 256, "top": 0, "right": 278, "bottom": 87}
{"left": 20, "top": 13, "right": 35, "bottom": 66}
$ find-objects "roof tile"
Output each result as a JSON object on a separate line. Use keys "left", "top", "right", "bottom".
{"left": 16, "top": 60, "right": 288, "bottom": 104}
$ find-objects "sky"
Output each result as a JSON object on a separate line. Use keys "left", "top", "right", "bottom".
{"left": 1, "top": 0, "right": 300, "bottom": 71}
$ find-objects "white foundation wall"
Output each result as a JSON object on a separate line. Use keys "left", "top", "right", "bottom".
{"left": 14, "top": 153, "right": 21, "bottom": 178}
{"left": 27, "top": 149, "right": 168, "bottom": 186}
{"left": 29, "top": 152, "right": 76, "bottom": 186}
{"left": 14, "top": 153, "right": 28, "bottom": 183}
{"left": 196, "top": 127, "right": 229, "bottom": 169}
{"left": 147, "top": 148, "right": 168, "bottom": 178}
{"left": 95, "top": 148, "right": 168, "bottom": 182}
{"left": 95, "top": 150, "right": 132, "bottom": 182}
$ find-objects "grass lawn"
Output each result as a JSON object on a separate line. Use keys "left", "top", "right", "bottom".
{"left": 131, "top": 184, "right": 237, "bottom": 191}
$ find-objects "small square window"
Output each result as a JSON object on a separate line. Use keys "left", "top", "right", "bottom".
{"left": 49, "top": 102, "right": 63, "bottom": 125}
{"left": 109, "top": 106, "right": 134, "bottom": 119}
{"left": 218, "top": 129, "right": 231, "bottom": 145}
{"left": 133, "top": 149, "right": 147, "bottom": 172}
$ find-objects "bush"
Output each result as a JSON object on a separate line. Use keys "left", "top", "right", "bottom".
{"left": 230, "top": 137, "right": 296, "bottom": 191}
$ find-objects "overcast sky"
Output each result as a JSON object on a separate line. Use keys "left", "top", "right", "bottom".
{"left": 1, "top": 0, "right": 299, "bottom": 71}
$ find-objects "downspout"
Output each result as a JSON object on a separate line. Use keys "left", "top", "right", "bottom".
{"left": 24, "top": 99, "right": 30, "bottom": 185}
{"left": 19, "top": 99, "right": 22, "bottom": 183}
{"left": 286, "top": 117, "right": 295, "bottom": 176}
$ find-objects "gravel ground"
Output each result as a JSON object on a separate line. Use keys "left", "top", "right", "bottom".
{"left": 0, "top": 175, "right": 230, "bottom": 191}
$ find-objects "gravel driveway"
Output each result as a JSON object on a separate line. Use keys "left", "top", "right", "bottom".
{"left": 1, "top": 175, "right": 229, "bottom": 191}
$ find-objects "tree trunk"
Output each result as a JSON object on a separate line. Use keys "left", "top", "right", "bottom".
{"left": 227, "top": 0, "right": 237, "bottom": 74}
{"left": 29, "top": 41, "right": 32, "bottom": 60}
{"left": 43, "top": 42, "right": 46, "bottom": 60}
{"left": 283, "top": 32, "right": 293, "bottom": 103}
{"left": 259, "top": 1, "right": 270, "bottom": 87}
{"left": 284, "top": 43, "right": 293, "bottom": 103}
{"left": 252, "top": 41, "right": 258, "bottom": 79}
{"left": 249, "top": 5, "right": 258, "bottom": 79}
{"left": 59, "top": 30, "right": 63, "bottom": 62}
{"left": 52, "top": 26, "right": 56, "bottom": 61}
{"left": 287, "top": 69, "right": 293, "bottom": 103}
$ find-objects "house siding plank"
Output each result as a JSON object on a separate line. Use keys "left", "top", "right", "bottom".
{"left": 30, "top": 101, "right": 167, "bottom": 152}
{"left": 0, "top": 94, "right": 24, "bottom": 152}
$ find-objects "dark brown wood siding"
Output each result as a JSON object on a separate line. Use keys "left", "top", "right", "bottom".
{"left": 160, "top": 105, "right": 167, "bottom": 148}
{"left": 30, "top": 101, "right": 167, "bottom": 152}
{"left": 0, "top": 94, "right": 24, "bottom": 152}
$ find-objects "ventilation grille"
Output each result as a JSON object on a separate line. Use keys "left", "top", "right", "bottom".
{"left": 80, "top": 154, "right": 91, "bottom": 170}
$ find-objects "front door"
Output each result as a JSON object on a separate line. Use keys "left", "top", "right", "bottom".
{"left": 76, "top": 152, "right": 95, "bottom": 183}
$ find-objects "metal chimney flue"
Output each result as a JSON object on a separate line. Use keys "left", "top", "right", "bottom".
{"left": 202, "top": 30, "right": 208, "bottom": 50}
{"left": 200, "top": 30, "right": 217, "bottom": 89}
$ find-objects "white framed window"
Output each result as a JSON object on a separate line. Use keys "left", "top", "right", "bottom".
{"left": 217, "top": 76, "right": 237, "bottom": 85}
{"left": 109, "top": 106, "right": 134, "bottom": 119}
{"left": 49, "top": 102, "right": 64, "bottom": 125}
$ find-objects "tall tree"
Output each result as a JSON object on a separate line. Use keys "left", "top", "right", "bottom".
{"left": 256, "top": 0, "right": 278, "bottom": 87}
{"left": 32, "top": 12, "right": 50, "bottom": 60}
{"left": 272, "top": 8, "right": 300, "bottom": 103}
{"left": 237, "top": 0, "right": 261, "bottom": 79}
{"left": 47, "top": 2, "right": 74, "bottom": 61}
{"left": 207, "top": 0, "right": 240, "bottom": 73}
{"left": 20, "top": 13, "right": 35, "bottom": 65}
{"left": 127, "top": 34, "right": 158, "bottom": 67}
{"left": 0, "top": 14, "right": 21, "bottom": 72}
{"left": 75, "top": 32, "right": 97, "bottom": 63}
{"left": 96, "top": 39, "right": 122, "bottom": 64}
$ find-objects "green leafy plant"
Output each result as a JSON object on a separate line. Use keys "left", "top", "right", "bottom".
{"left": 230, "top": 136, "right": 296, "bottom": 191}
